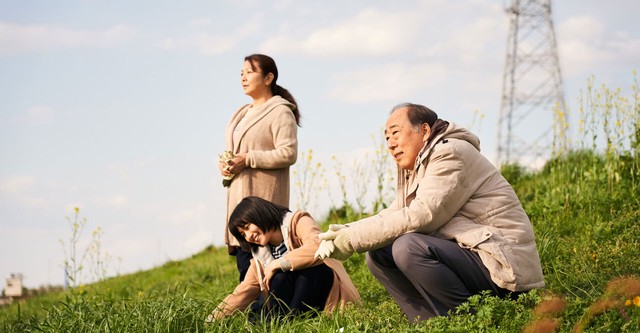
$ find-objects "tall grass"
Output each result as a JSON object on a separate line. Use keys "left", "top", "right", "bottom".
{"left": 1, "top": 76, "right": 639, "bottom": 332}
{"left": 501, "top": 75, "right": 640, "bottom": 332}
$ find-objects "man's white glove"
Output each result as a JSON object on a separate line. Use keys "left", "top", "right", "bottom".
{"left": 314, "top": 224, "right": 345, "bottom": 260}
{"left": 314, "top": 224, "right": 355, "bottom": 261}
{"left": 318, "top": 224, "right": 348, "bottom": 241}
{"left": 314, "top": 240, "right": 335, "bottom": 260}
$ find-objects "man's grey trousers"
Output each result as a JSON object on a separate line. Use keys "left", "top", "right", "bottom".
{"left": 366, "top": 233, "right": 515, "bottom": 322}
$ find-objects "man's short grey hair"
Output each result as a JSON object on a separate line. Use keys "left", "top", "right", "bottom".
{"left": 391, "top": 103, "right": 439, "bottom": 130}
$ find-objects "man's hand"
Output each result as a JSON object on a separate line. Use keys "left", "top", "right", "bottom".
{"left": 318, "top": 224, "right": 348, "bottom": 241}
{"left": 314, "top": 239, "right": 335, "bottom": 260}
{"left": 314, "top": 224, "right": 346, "bottom": 259}
{"left": 329, "top": 232, "right": 355, "bottom": 261}
{"left": 314, "top": 224, "right": 354, "bottom": 261}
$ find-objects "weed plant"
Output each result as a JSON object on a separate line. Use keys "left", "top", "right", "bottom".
{"left": 1, "top": 77, "right": 639, "bottom": 332}
{"left": 292, "top": 149, "right": 327, "bottom": 214}
{"left": 60, "top": 208, "right": 115, "bottom": 288}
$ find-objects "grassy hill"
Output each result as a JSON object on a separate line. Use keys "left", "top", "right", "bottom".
{"left": 1, "top": 148, "right": 639, "bottom": 332}
{"left": 2, "top": 79, "right": 639, "bottom": 332}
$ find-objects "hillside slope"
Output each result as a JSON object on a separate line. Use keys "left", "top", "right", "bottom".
{"left": 1, "top": 151, "right": 640, "bottom": 332}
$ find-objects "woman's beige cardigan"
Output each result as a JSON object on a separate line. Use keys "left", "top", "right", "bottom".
{"left": 224, "top": 96, "right": 298, "bottom": 249}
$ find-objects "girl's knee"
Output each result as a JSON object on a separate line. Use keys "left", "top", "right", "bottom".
{"left": 268, "top": 271, "right": 290, "bottom": 289}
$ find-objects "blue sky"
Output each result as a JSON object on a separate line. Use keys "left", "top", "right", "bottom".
{"left": 1, "top": 0, "right": 638, "bottom": 288}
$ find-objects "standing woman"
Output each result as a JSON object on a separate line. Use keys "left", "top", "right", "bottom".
{"left": 220, "top": 54, "right": 301, "bottom": 281}
{"left": 206, "top": 196, "right": 360, "bottom": 321}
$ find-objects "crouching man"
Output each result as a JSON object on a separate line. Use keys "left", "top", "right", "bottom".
{"left": 315, "top": 103, "right": 544, "bottom": 322}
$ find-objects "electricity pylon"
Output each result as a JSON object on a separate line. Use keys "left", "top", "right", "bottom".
{"left": 496, "top": 0, "right": 568, "bottom": 167}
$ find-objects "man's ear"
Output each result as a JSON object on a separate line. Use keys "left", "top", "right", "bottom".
{"left": 422, "top": 123, "right": 431, "bottom": 141}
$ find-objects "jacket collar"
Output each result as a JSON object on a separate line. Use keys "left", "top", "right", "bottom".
{"left": 401, "top": 121, "right": 480, "bottom": 198}
{"left": 251, "top": 212, "right": 294, "bottom": 266}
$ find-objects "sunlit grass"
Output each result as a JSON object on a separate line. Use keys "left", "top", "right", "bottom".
{"left": 1, "top": 76, "right": 639, "bottom": 332}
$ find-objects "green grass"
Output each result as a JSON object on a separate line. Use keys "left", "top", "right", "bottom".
{"left": 2, "top": 149, "right": 639, "bottom": 332}
{"left": 2, "top": 76, "right": 639, "bottom": 332}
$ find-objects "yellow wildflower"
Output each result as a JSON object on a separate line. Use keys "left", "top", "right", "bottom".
{"left": 634, "top": 296, "right": 640, "bottom": 307}
{"left": 626, "top": 299, "right": 632, "bottom": 307}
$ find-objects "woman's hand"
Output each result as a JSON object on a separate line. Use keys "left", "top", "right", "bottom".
{"left": 263, "top": 260, "right": 281, "bottom": 291}
{"left": 219, "top": 160, "right": 232, "bottom": 178}
{"left": 228, "top": 153, "right": 247, "bottom": 174}
{"left": 218, "top": 154, "right": 246, "bottom": 177}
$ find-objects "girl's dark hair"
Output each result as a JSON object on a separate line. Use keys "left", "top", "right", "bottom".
{"left": 229, "top": 196, "right": 291, "bottom": 252}
{"left": 245, "top": 54, "right": 301, "bottom": 126}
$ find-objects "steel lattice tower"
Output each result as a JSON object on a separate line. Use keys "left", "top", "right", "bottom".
{"left": 496, "top": 0, "right": 568, "bottom": 166}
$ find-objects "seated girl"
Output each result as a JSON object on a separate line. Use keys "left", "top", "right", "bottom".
{"left": 207, "top": 196, "right": 360, "bottom": 321}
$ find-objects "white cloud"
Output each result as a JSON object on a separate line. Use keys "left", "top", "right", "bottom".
{"left": 183, "top": 227, "right": 213, "bottom": 252}
{"left": 557, "top": 16, "right": 609, "bottom": 75}
{"left": 0, "top": 22, "right": 136, "bottom": 56}
{"left": 560, "top": 15, "right": 605, "bottom": 41}
{"left": 160, "top": 19, "right": 261, "bottom": 56}
{"left": 0, "top": 175, "right": 36, "bottom": 194}
{"left": 162, "top": 32, "right": 235, "bottom": 56}
{"left": 0, "top": 175, "right": 49, "bottom": 209}
{"left": 328, "top": 62, "right": 448, "bottom": 103}
{"left": 437, "top": 16, "right": 505, "bottom": 66}
{"left": 3, "top": 105, "right": 55, "bottom": 125}
{"left": 63, "top": 194, "right": 128, "bottom": 211}
{"left": 105, "top": 158, "right": 159, "bottom": 181}
{"left": 107, "top": 163, "right": 130, "bottom": 180}
{"left": 259, "top": 1, "right": 506, "bottom": 60}
{"left": 25, "top": 105, "right": 55, "bottom": 125}
{"left": 110, "top": 237, "right": 161, "bottom": 268}
{"left": 557, "top": 15, "right": 640, "bottom": 76}
{"left": 167, "top": 203, "right": 208, "bottom": 227}
{"left": 108, "top": 195, "right": 129, "bottom": 208}
{"left": 606, "top": 30, "right": 640, "bottom": 65}
{"left": 261, "top": 7, "right": 422, "bottom": 57}
{"left": 187, "top": 18, "right": 213, "bottom": 28}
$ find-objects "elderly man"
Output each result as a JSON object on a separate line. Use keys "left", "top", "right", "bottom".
{"left": 315, "top": 103, "right": 544, "bottom": 322}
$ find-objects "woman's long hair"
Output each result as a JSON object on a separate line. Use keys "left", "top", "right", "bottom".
{"left": 244, "top": 54, "right": 301, "bottom": 126}
{"left": 229, "top": 196, "right": 291, "bottom": 252}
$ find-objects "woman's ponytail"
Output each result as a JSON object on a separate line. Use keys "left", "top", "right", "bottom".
{"left": 272, "top": 84, "right": 301, "bottom": 126}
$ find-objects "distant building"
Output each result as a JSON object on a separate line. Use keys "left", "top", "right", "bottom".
{"left": 4, "top": 273, "right": 24, "bottom": 298}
